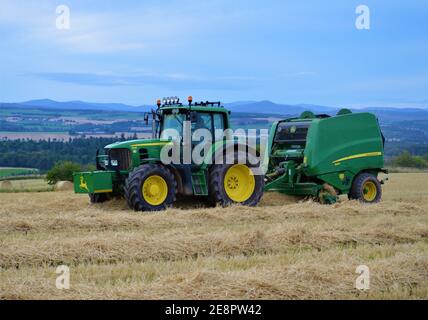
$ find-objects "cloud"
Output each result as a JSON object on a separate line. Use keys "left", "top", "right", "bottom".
{"left": 33, "top": 71, "right": 253, "bottom": 90}
{"left": 0, "top": 0, "right": 254, "bottom": 53}
{"left": 0, "top": 1, "right": 189, "bottom": 53}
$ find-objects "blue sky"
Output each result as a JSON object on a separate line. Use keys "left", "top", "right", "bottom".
{"left": 0, "top": 0, "right": 427, "bottom": 108}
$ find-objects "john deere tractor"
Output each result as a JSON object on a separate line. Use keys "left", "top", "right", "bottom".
{"left": 73, "top": 96, "right": 264, "bottom": 211}
{"left": 264, "top": 109, "right": 387, "bottom": 204}
{"left": 73, "top": 97, "right": 387, "bottom": 211}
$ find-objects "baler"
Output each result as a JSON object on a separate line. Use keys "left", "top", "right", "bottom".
{"left": 264, "top": 109, "right": 387, "bottom": 203}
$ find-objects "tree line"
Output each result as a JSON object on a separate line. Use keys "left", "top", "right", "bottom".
{"left": 0, "top": 136, "right": 135, "bottom": 171}
{"left": 1, "top": 136, "right": 427, "bottom": 172}
{"left": 388, "top": 151, "right": 428, "bottom": 169}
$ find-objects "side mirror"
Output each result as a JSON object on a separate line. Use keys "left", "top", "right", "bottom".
{"left": 143, "top": 113, "right": 149, "bottom": 125}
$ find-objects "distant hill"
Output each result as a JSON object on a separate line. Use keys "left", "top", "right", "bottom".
{"left": 2, "top": 99, "right": 428, "bottom": 122}
{"left": 357, "top": 107, "right": 428, "bottom": 122}
{"left": 225, "top": 100, "right": 337, "bottom": 115}
{"left": 226, "top": 101, "right": 428, "bottom": 123}
{"left": 2, "top": 99, "right": 150, "bottom": 113}
{"left": 0, "top": 99, "right": 337, "bottom": 116}
{"left": 1, "top": 98, "right": 428, "bottom": 157}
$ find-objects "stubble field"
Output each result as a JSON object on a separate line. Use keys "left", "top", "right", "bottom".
{"left": 0, "top": 173, "right": 427, "bottom": 299}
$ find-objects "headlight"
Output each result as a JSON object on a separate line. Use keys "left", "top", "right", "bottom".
{"left": 103, "top": 160, "right": 109, "bottom": 166}
{"left": 111, "top": 159, "right": 118, "bottom": 166}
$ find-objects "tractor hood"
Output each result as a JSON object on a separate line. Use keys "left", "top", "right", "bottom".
{"left": 104, "top": 138, "right": 172, "bottom": 150}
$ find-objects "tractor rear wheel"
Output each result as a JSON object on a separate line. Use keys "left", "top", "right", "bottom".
{"left": 348, "top": 173, "right": 382, "bottom": 203}
{"left": 208, "top": 163, "right": 264, "bottom": 207}
{"left": 124, "top": 164, "right": 177, "bottom": 211}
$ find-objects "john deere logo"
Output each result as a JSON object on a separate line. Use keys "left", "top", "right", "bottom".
{"left": 79, "top": 176, "right": 89, "bottom": 192}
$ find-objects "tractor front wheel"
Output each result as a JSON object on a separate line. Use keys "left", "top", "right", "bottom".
{"left": 209, "top": 163, "right": 264, "bottom": 207}
{"left": 124, "top": 164, "right": 177, "bottom": 211}
{"left": 348, "top": 173, "right": 382, "bottom": 203}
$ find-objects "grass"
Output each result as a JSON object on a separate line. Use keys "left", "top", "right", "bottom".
{"left": 0, "top": 173, "right": 427, "bottom": 299}
{"left": 386, "top": 166, "right": 428, "bottom": 173}
{"left": 0, "top": 178, "right": 53, "bottom": 192}
{"left": 0, "top": 167, "right": 39, "bottom": 178}
{"left": 0, "top": 175, "right": 45, "bottom": 181}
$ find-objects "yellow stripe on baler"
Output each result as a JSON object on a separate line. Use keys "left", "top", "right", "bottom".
{"left": 333, "top": 151, "right": 382, "bottom": 165}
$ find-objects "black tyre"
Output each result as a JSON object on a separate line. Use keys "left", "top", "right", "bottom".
{"left": 89, "top": 193, "right": 110, "bottom": 203}
{"left": 208, "top": 162, "right": 264, "bottom": 207}
{"left": 124, "top": 164, "right": 177, "bottom": 211}
{"left": 348, "top": 173, "right": 382, "bottom": 203}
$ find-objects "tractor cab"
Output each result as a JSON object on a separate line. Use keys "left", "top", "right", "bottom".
{"left": 148, "top": 96, "right": 230, "bottom": 141}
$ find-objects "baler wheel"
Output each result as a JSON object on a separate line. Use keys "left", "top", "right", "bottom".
{"left": 124, "top": 164, "right": 177, "bottom": 211}
{"left": 348, "top": 173, "right": 382, "bottom": 203}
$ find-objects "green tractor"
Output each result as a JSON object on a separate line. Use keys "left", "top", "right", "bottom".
{"left": 73, "top": 97, "right": 387, "bottom": 211}
{"left": 264, "top": 109, "right": 387, "bottom": 204}
{"left": 73, "top": 96, "right": 265, "bottom": 211}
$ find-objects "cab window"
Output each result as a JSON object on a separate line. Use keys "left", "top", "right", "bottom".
{"left": 191, "top": 112, "right": 212, "bottom": 131}
{"left": 161, "top": 113, "right": 185, "bottom": 139}
{"left": 213, "top": 113, "right": 225, "bottom": 141}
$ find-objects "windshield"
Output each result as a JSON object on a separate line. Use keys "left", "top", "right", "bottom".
{"left": 275, "top": 122, "right": 310, "bottom": 142}
{"left": 160, "top": 113, "right": 186, "bottom": 139}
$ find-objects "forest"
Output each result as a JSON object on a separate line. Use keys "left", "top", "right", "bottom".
{"left": 1, "top": 135, "right": 428, "bottom": 171}
{"left": 0, "top": 137, "right": 132, "bottom": 171}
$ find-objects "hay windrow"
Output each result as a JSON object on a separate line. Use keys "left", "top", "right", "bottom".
{"left": 0, "top": 180, "right": 13, "bottom": 190}
{"left": 54, "top": 181, "right": 74, "bottom": 191}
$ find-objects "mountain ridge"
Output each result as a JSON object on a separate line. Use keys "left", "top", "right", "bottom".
{"left": 1, "top": 99, "right": 428, "bottom": 122}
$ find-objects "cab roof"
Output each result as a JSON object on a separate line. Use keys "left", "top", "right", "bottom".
{"left": 159, "top": 102, "right": 230, "bottom": 114}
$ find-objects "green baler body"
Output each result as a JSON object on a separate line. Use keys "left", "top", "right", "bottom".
{"left": 264, "top": 111, "right": 385, "bottom": 196}
{"left": 305, "top": 113, "right": 384, "bottom": 177}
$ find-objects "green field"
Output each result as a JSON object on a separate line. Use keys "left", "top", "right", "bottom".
{"left": 0, "top": 178, "right": 52, "bottom": 192}
{"left": 0, "top": 167, "right": 39, "bottom": 178}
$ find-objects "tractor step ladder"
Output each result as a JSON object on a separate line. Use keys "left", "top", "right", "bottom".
{"left": 191, "top": 170, "right": 208, "bottom": 196}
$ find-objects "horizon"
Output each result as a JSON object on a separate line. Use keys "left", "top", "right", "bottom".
{"left": 2, "top": 97, "right": 428, "bottom": 111}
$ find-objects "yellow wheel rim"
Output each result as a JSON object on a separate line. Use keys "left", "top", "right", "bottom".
{"left": 142, "top": 175, "right": 168, "bottom": 206}
{"left": 362, "top": 181, "right": 377, "bottom": 202}
{"left": 223, "top": 164, "right": 255, "bottom": 202}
